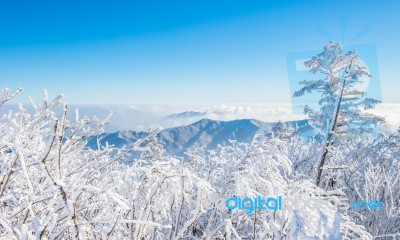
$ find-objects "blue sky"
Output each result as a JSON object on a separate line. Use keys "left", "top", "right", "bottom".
{"left": 1, "top": 0, "right": 399, "bottom": 104}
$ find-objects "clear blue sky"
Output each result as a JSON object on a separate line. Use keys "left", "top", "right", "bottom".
{"left": 1, "top": 0, "right": 399, "bottom": 104}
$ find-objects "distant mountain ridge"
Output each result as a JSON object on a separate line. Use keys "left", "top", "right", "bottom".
{"left": 88, "top": 118, "right": 309, "bottom": 157}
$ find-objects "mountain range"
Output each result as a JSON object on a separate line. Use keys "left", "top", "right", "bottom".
{"left": 88, "top": 118, "right": 309, "bottom": 158}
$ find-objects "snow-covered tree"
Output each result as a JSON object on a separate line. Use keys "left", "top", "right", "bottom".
{"left": 294, "top": 42, "right": 385, "bottom": 186}
{"left": 0, "top": 88, "right": 152, "bottom": 239}
{"left": 0, "top": 87, "right": 376, "bottom": 239}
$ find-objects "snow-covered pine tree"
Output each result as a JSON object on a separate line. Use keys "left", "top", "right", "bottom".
{"left": 294, "top": 42, "right": 385, "bottom": 186}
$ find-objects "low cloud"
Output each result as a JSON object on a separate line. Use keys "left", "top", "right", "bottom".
{"left": 4, "top": 103, "right": 399, "bottom": 133}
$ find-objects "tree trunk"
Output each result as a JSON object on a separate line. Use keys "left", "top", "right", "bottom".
{"left": 316, "top": 78, "right": 347, "bottom": 187}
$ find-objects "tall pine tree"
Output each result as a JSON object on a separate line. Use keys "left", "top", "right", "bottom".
{"left": 294, "top": 42, "right": 384, "bottom": 186}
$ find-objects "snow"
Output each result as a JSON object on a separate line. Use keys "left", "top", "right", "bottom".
{"left": 1, "top": 43, "right": 399, "bottom": 240}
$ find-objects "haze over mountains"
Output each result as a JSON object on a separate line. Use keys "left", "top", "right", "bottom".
{"left": 3, "top": 101, "right": 399, "bottom": 157}
{"left": 4, "top": 102, "right": 399, "bottom": 133}
{"left": 88, "top": 118, "right": 310, "bottom": 157}
{"left": 85, "top": 103, "right": 400, "bottom": 157}
{"left": 3, "top": 102, "right": 399, "bottom": 157}
{"left": 2, "top": 103, "right": 307, "bottom": 131}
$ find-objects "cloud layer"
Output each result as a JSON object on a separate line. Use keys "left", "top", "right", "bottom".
{"left": 4, "top": 103, "right": 399, "bottom": 133}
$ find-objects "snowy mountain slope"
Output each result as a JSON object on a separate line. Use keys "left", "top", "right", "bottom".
{"left": 88, "top": 118, "right": 309, "bottom": 157}
{"left": 159, "top": 119, "right": 266, "bottom": 156}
